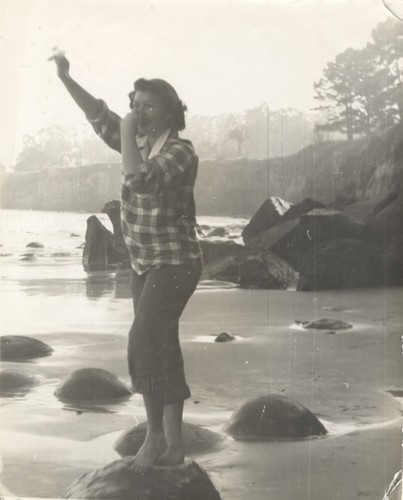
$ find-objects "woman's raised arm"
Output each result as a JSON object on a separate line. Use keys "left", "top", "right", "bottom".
{"left": 48, "top": 47, "right": 122, "bottom": 153}
{"left": 48, "top": 47, "right": 101, "bottom": 120}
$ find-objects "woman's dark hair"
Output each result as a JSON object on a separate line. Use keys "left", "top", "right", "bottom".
{"left": 128, "top": 78, "right": 187, "bottom": 131}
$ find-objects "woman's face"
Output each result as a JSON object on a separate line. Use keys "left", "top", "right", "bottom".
{"left": 132, "top": 90, "right": 170, "bottom": 137}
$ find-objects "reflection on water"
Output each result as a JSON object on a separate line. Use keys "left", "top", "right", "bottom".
{"left": 85, "top": 272, "right": 238, "bottom": 300}
{"left": 86, "top": 272, "right": 119, "bottom": 299}
{"left": 62, "top": 404, "right": 119, "bottom": 415}
{"left": 85, "top": 269, "right": 132, "bottom": 299}
{"left": 198, "top": 280, "right": 239, "bottom": 290}
{"left": 0, "top": 388, "right": 35, "bottom": 399}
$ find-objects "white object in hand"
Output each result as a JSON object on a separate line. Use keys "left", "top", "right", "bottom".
{"left": 47, "top": 46, "right": 65, "bottom": 61}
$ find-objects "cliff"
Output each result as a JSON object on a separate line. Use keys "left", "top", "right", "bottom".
{"left": 1, "top": 122, "right": 402, "bottom": 216}
{"left": 0, "top": 163, "right": 121, "bottom": 213}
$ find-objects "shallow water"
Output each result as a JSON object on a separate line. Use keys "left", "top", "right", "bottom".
{"left": 0, "top": 210, "right": 402, "bottom": 499}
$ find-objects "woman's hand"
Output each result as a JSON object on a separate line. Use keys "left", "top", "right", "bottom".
{"left": 121, "top": 109, "right": 139, "bottom": 136}
{"left": 48, "top": 47, "right": 70, "bottom": 80}
{"left": 121, "top": 109, "right": 143, "bottom": 176}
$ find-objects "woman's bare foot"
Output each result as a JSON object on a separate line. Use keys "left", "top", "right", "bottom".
{"left": 132, "top": 433, "right": 167, "bottom": 473}
{"left": 155, "top": 446, "right": 184, "bottom": 466}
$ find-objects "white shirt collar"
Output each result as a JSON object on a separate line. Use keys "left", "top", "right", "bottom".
{"left": 149, "top": 128, "right": 172, "bottom": 159}
{"left": 136, "top": 128, "right": 172, "bottom": 160}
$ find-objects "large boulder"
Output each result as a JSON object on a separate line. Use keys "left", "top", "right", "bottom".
{"left": 242, "top": 197, "right": 291, "bottom": 246}
{"left": 238, "top": 252, "right": 298, "bottom": 290}
{"left": 297, "top": 238, "right": 403, "bottom": 291}
{"left": 54, "top": 368, "right": 132, "bottom": 404}
{"left": 288, "top": 208, "right": 365, "bottom": 267}
{"left": 63, "top": 459, "right": 222, "bottom": 500}
{"left": 342, "top": 198, "right": 379, "bottom": 221}
{"left": 82, "top": 215, "right": 119, "bottom": 271}
{"left": 200, "top": 239, "right": 247, "bottom": 265}
{"left": 101, "top": 200, "right": 131, "bottom": 269}
{"left": 368, "top": 190, "right": 400, "bottom": 218}
{"left": 224, "top": 394, "right": 327, "bottom": 441}
{"left": 243, "top": 218, "right": 300, "bottom": 257}
{"left": 200, "top": 239, "right": 298, "bottom": 289}
{"left": 298, "top": 319, "right": 353, "bottom": 330}
{"left": 0, "top": 335, "right": 53, "bottom": 361}
{"left": 114, "top": 422, "right": 222, "bottom": 458}
{"left": 243, "top": 198, "right": 329, "bottom": 262}
{"left": 364, "top": 192, "right": 403, "bottom": 269}
{"left": 0, "top": 369, "right": 39, "bottom": 395}
{"left": 282, "top": 198, "right": 326, "bottom": 221}
{"left": 200, "top": 239, "right": 248, "bottom": 282}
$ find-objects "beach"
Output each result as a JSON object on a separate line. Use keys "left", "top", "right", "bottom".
{"left": 0, "top": 209, "right": 402, "bottom": 499}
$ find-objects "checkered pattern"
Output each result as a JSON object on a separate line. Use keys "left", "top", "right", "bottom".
{"left": 87, "top": 100, "right": 203, "bottom": 274}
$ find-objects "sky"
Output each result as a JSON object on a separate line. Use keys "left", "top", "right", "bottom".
{"left": 0, "top": 0, "right": 393, "bottom": 166}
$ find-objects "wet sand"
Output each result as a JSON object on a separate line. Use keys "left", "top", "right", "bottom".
{"left": 0, "top": 210, "right": 401, "bottom": 499}
{"left": 0, "top": 272, "right": 402, "bottom": 500}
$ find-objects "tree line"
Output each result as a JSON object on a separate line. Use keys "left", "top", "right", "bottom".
{"left": 10, "top": 17, "right": 401, "bottom": 171}
{"left": 12, "top": 108, "right": 315, "bottom": 171}
{"left": 314, "top": 18, "right": 403, "bottom": 141}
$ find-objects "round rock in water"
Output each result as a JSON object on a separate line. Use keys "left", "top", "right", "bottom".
{"left": 114, "top": 422, "right": 222, "bottom": 458}
{"left": 207, "top": 226, "right": 228, "bottom": 238}
{"left": 301, "top": 319, "right": 353, "bottom": 330}
{"left": 0, "top": 335, "right": 53, "bottom": 361}
{"left": 26, "top": 242, "right": 44, "bottom": 248}
{"left": 215, "top": 332, "right": 235, "bottom": 343}
{"left": 54, "top": 368, "right": 131, "bottom": 403}
{"left": 0, "top": 369, "right": 39, "bottom": 395}
{"left": 224, "top": 394, "right": 327, "bottom": 440}
{"left": 63, "top": 458, "right": 222, "bottom": 500}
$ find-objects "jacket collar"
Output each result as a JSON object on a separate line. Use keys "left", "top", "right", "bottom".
{"left": 136, "top": 128, "right": 172, "bottom": 160}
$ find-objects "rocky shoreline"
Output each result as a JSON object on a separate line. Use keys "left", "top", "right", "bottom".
{"left": 83, "top": 192, "right": 403, "bottom": 291}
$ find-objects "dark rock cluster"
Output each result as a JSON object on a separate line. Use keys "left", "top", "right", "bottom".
{"left": 85, "top": 192, "right": 402, "bottom": 290}
{"left": 240, "top": 194, "right": 403, "bottom": 290}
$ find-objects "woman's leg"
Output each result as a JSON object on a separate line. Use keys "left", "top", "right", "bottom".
{"left": 157, "top": 400, "right": 184, "bottom": 466}
{"left": 157, "top": 266, "right": 200, "bottom": 465}
{"left": 129, "top": 271, "right": 167, "bottom": 471}
{"left": 127, "top": 265, "right": 200, "bottom": 469}
{"left": 133, "top": 392, "right": 166, "bottom": 472}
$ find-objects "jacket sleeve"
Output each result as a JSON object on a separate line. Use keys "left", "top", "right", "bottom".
{"left": 87, "top": 100, "right": 122, "bottom": 153}
{"left": 123, "top": 140, "right": 195, "bottom": 194}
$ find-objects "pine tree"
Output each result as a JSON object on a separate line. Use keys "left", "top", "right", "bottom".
{"left": 314, "top": 47, "right": 363, "bottom": 141}
{"left": 368, "top": 17, "right": 403, "bottom": 123}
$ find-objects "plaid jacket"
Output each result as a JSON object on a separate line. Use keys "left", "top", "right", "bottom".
{"left": 88, "top": 100, "right": 203, "bottom": 274}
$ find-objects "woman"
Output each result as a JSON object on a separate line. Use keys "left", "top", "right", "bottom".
{"left": 49, "top": 49, "right": 203, "bottom": 472}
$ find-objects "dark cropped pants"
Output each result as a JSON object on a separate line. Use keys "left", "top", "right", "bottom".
{"left": 128, "top": 264, "right": 200, "bottom": 404}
